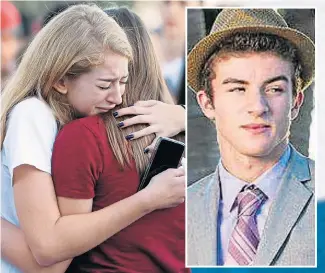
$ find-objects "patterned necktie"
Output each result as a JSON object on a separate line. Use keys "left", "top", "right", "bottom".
{"left": 225, "top": 185, "right": 268, "bottom": 266}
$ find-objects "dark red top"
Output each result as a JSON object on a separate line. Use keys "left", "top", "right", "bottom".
{"left": 52, "top": 115, "right": 189, "bottom": 273}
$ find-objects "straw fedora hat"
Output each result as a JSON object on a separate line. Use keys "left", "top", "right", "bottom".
{"left": 187, "top": 9, "right": 315, "bottom": 93}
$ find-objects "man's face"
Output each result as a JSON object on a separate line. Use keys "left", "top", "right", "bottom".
{"left": 197, "top": 52, "right": 303, "bottom": 158}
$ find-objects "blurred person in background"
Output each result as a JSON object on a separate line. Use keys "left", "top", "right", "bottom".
{"left": 151, "top": 1, "right": 198, "bottom": 104}
{"left": 1, "top": 1, "right": 22, "bottom": 87}
{"left": 1, "top": 4, "right": 185, "bottom": 273}
{"left": 159, "top": 0, "right": 186, "bottom": 104}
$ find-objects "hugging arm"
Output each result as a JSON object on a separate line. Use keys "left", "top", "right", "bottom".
{"left": 51, "top": 120, "right": 185, "bottom": 248}
{"left": 1, "top": 218, "right": 71, "bottom": 273}
{"left": 4, "top": 116, "right": 184, "bottom": 271}
{"left": 11, "top": 124, "right": 154, "bottom": 267}
{"left": 10, "top": 164, "right": 155, "bottom": 269}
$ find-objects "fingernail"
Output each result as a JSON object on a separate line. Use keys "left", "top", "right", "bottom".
{"left": 125, "top": 134, "right": 134, "bottom": 141}
{"left": 113, "top": 111, "right": 118, "bottom": 117}
{"left": 144, "top": 148, "right": 149, "bottom": 154}
{"left": 117, "top": 122, "right": 124, "bottom": 128}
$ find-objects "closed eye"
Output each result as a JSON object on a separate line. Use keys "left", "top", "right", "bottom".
{"left": 97, "top": 85, "right": 111, "bottom": 90}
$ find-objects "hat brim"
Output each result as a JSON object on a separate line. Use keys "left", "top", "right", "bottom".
{"left": 187, "top": 25, "right": 315, "bottom": 93}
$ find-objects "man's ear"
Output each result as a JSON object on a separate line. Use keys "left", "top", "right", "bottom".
{"left": 53, "top": 77, "right": 68, "bottom": 94}
{"left": 291, "top": 91, "right": 304, "bottom": 120}
{"left": 196, "top": 90, "right": 215, "bottom": 120}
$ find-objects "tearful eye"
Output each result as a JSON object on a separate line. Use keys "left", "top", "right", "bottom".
{"left": 97, "top": 86, "right": 111, "bottom": 90}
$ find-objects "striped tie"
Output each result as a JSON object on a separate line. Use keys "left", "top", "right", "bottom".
{"left": 225, "top": 185, "right": 268, "bottom": 266}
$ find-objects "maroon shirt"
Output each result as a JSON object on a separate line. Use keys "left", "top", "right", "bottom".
{"left": 52, "top": 116, "right": 189, "bottom": 273}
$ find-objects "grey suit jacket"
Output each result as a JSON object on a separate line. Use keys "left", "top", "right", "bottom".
{"left": 187, "top": 145, "right": 315, "bottom": 266}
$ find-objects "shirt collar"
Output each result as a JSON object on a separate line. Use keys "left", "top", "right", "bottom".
{"left": 218, "top": 145, "right": 291, "bottom": 216}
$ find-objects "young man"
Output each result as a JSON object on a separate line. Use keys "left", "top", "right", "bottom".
{"left": 187, "top": 9, "right": 315, "bottom": 266}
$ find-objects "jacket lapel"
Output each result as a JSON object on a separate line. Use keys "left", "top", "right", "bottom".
{"left": 254, "top": 146, "right": 313, "bottom": 265}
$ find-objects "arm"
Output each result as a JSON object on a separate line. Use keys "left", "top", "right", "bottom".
{"left": 13, "top": 120, "right": 185, "bottom": 267}
{"left": 13, "top": 166, "right": 154, "bottom": 266}
{"left": 114, "top": 100, "right": 185, "bottom": 150}
{"left": 1, "top": 218, "right": 72, "bottom": 273}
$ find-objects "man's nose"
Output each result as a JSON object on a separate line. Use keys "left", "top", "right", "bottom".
{"left": 247, "top": 91, "right": 269, "bottom": 117}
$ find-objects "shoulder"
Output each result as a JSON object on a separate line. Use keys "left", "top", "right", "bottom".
{"left": 10, "top": 97, "right": 55, "bottom": 120}
{"left": 55, "top": 116, "right": 107, "bottom": 154}
{"left": 289, "top": 145, "right": 315, "bottom": 192}
{"left": 3, "top": 98, "right": 58, "bottom": 175}
{"left": 307, "top": 157, "right": 315, "bottom": 191}
{"left": 52, "top": 116, "right": 105, "bottom": 186}
{"left": 4, "top": 97, "right": 58, "bottom": 145}
{"left": 8, "top": 97, "right": 57, "bottom": 132}
{"left": 188, "top": 172, "right": 217, "bottom": 199}
{"left": 308, "top": 157, "right": 315, "bottom": 173}
{"left": 58, "top": 115, "right": 105, "bottom": 139}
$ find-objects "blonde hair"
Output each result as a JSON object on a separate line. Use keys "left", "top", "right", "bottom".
{"left": 1, "top": 4, "right": 132, "bottom": 148}
{"left": 103, "top": 8, "right": 184, "bottom": 175}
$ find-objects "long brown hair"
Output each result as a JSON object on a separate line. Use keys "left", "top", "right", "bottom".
{"left": 103, "top": 7, "right": 184, "bottom": 175}
{"left": 1, "top": 4, "right": 132, "bottom": 148}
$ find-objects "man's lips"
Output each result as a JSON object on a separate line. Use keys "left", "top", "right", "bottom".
{"left": 241, "top": 124, "right": 271, "bottom": 134}
{"left": 242, "top": 124, "right": 271, "bottom": 129}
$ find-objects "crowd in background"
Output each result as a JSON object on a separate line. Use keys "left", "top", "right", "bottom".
{"left": 2, "top": 0, "right": 208, "bottom": 103}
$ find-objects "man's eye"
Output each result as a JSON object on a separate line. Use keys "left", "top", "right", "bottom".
{"left": 229, "top": 87, "right": 245, "bottom": 92}
{"left": 266, "top": 87, "right": 284, "bottom": 93}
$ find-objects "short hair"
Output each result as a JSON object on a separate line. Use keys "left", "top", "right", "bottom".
{"left": 200, "top": 32, "right": 303, "bottom": 99}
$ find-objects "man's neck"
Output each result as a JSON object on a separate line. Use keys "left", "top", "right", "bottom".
{"left": 220, "top": 141, "right": 289, "bottom": 183}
